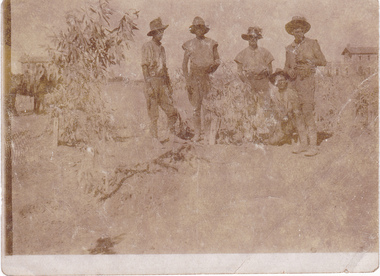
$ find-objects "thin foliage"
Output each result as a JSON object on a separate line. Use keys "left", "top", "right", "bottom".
{"left": 172, "top": 62, "right": 378, "bottom": 145}
{"left": 43, "top": 0, "right": 138, "bottom": 196}
{"left": 315, "top": 72, "right": 379, "bottom": 133}
{"left": 45, "top": 0, "right": 138, "bottom": 147}
{"left": 173, "top": 61, "right": 278, "bottom": 144}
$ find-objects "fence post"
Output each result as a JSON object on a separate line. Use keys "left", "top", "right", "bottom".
{"left": 53, "top": 117, "right": 59, "bottom": 148}
{"left": 208, "top": 115, "right": 220, "bottom": 145}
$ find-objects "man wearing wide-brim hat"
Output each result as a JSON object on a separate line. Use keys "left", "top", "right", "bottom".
{"left": 141, "top": 17, "right": 179, "bottom": 140}
{"left": 284, "top": 16, "right": 327, "bottom": 156}
{"left": 182, "top": 16, "right": 220, "bottom": 142}
{"left": 234, "top": 26, "right": 274, "bottom": 137}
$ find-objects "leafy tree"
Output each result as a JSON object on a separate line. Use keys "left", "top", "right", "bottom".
{"left": 46, "top": 0, "right": 138, "bottom": 147}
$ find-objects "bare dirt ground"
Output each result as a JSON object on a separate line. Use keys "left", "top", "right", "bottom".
{"left": 11, "top": 81, "right": 378, "bottom": 255}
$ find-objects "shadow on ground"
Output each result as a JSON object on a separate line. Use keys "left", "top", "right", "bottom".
{"left": 317, "top": 131, "right": 333, "bottom": 146}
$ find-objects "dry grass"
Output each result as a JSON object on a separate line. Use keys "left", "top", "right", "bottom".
{"left": 172, "top": 62, "right": 378, "bottom": 144}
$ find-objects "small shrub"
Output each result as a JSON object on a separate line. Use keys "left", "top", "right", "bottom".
{"left": 172, "top": 62, "right": 378, "bottom": 145}
{"left": 45, "top": 0, "right": 138, "bottom": 148}
{"left": 44, "top": 0, "right": 138, "bottom": 196}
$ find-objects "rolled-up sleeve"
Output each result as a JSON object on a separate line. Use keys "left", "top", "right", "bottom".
{"left": 264, "top": 50, "right": 274, "bottom": 65}
{"left": 141, "top": 43, "right": 151, "bottom": 67}
{"left": 234, "top": 50, "right": 244, "bottom": 64}
{"left": 182, "top": 40, "right": 191, "bottom": 52}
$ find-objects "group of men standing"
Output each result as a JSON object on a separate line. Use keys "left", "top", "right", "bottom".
{"left": 141, "top": 15, "right": 326, "bottom": 157}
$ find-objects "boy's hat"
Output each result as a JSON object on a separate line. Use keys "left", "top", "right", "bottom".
{"left": 190, "top": 16, "right": 210, "bottom": 34}
{"left": 285, "top": 16, "right": 311, "bottom": 35}
{"left": 147, "top": 17, "right": 168, "bottom": 36}
{"left": 269, "top": 68, "right": 289, "bottom": 85}
{"left": 241, "top": 26, "right": 263, "bottom": 40}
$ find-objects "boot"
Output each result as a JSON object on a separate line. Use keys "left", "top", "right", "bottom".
{"left": 292, "top": 143, "right": 308, "bottom": 154}
{"left": 292, "top": 131, "right": 308, "bottom": 154}
{"left": 304, "top": 146, "right": 318, "bottom": 157}
{"left": 192, "top": 113, "right": 202, "bottom": 142}
{"left": 304, "top": 131, "right": 318, "bottom": 157}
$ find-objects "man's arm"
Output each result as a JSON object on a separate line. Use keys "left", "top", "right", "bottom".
{"left": 234, "top": 51, "right": 248, "bottom": 83}
{"left": 208, "top": 44, "right": 221, "bottom": 73}
{"left": 267, "top": 62, "right": 273, "bottom": 75}
{"left": 162, "top": 65, "right": 174, "bottom": 95}
{"left": 313, "top": 40, "right": 327, "bottom": 66}
{"left": 182, "top": 51, "right": 190, "bottom": 82}
{"left": 284, "top": 49, "right": 297, "bottom": 79}
{"left": 263, "top": 50, "right": 274, "bottom": 76}
{"left": 213, "top": 44, "right": 220, "bottom": 63}
{"left": 142, "top": 65, "right": 150, "bottom": 82}
{"left": 296, "top": 40, "right": 327, "bottom": 67}
{"left": 141, "top": 43, "right": 152, "bottom": 82}
{"left": 236, "top": 63, "right": 249, "bottom": 83}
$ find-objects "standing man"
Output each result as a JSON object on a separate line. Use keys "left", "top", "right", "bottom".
{"left": 234, "top": 27, "right": 274, "bottom": 138}
{"left": 141, "top": 17, "right": 179, "bottom": 140}
{"left": 182, "top": 16, "right": 220, "bottom": 142}
{"left": 284, "top": 16, "right": 327, "bottom": 156}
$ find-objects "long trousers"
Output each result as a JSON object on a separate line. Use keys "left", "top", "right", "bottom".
{"left": 144, "top": 77, "right": 178, "bottom": 138}
{"left": 187, "top": 73, "right": 211, "bottom": 137}
{"left": 294, "top": 74, "right": 317, "bottom": 146}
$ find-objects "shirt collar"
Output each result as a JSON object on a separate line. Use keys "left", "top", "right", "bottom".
{"left": 248, "top": 46, "right": 259, "bottom": 52}
{"left": 291, "top": 37, "right": 306, "bottom": 47}
{"left": 152, "top": 39, "right": 162, "bottom": 46}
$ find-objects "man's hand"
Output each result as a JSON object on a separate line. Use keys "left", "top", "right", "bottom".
{"left": 296, "top": 55, "right": 314, "bottom": 66}
{"left": 295, "top": 55, "right": 305, "bottom": 64}
{"left": 144, "top": 77, "right": 155, "bottom": 97}
{"left": 258, "top": 67, "right": 270, "bottom": 77}
{"left": 164, "top": 74, "right": 174, "bottom": 95}
{"left": 185, "top": 76, "right": 192, "bottom": 97}
{"left": 206, "top": 60, "right": 221, "bottom": 74}
{"left": 295, "top": 63, "right": 313, "bottom": 72}
{"left": 286, "top": 69, "right": 297, "bottom": 79}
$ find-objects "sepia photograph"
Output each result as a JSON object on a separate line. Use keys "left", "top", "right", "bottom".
{"left": 2, "top": 0, "right": 379, "bottom": 274}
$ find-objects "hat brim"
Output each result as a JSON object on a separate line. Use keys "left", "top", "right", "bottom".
{"left": 285, "top": 20, "right": 311, "bottom": 35}
{"left": 189, "top": 25, "right": 210, "bottom": 34}
{"left": 147, "top": 25, "right": 168, "bottom": 36}
{"left": 269, "top": 71, "right": 289, "bottom": 85}
{"left": 241, "top": 34, "right": 263, "bottom": 40}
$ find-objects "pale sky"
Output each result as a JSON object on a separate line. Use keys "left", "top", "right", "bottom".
{"left": 11, "top": 0, "right": 379, "bottom": 78}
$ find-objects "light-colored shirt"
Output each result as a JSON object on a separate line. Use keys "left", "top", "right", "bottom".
{"left": 234, "top": 46, "right": 274, "bottom": 74}
{"left": 285, "top": 37, "right": 326, "bottom": 73}
{"left": 182, "top": 37, "right": 218, "bottom": 70}
{"left": 141, "top": 40, "right": 166, "bottom": 77}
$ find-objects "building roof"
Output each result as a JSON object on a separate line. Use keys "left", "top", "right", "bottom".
{"left": 19, "top": 55, "right": 49, "bottom": 63}
{"left": 342, "top": 47, "right": 378, "bottom": 55}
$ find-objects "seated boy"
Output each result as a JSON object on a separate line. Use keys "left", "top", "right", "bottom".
{"left": 267, "top": 69, "right": 307, "bottom": 147}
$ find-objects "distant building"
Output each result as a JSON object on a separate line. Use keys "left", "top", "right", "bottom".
{"left": 19, "top": 54, "right": 49, "bottom": 74}
{"left": 325, "top": 45, "right": 378, "bottom": 77}
{"left": 342, "top": 45, "right": 378, "bottom": 75}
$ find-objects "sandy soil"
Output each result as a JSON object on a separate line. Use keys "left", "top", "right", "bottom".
{"left": 10, "top": 82, "right": 378, "bottom": 255}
